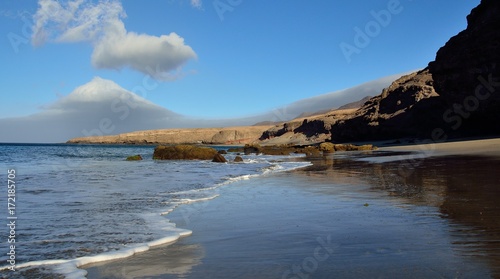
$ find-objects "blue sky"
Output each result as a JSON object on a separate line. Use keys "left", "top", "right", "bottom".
{"left": 0, "top": 0, "right": 480, "bottom": 121}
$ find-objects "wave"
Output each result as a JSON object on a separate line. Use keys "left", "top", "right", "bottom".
{"left": 2, "top": 230, "right": 192, "bottom": 279}
{"left": 160, "top": 194, "right": 221, "bottom": 216}
{"left": 0, "top": 153, "right": 312, "bottom": 278}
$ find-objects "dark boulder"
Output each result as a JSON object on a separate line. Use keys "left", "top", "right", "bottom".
{"left": 319, "top": 142, "right": 335, "bottom": 153}
{"left": 212, "top": 154, "right": 228, "bottom": 163}
{"left": 153, "top": 145, "right": 218, "bottom": 160}
{"left": 294, "top": 146, "right": 321, "bottom": 157}
{"left": 244, "top": 144, "right": 261, "bottom": 155}
{"left": 234, "top": 156, "right": 244, "bottom": 162}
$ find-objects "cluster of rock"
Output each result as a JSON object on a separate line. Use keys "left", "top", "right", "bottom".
{"left": 318, "top": 143, "right": 375, "bottom": 153}
{"left": 151, "top": 145, "right": 247, "bottom": 163}
{"left": 145, "top": 143, "right": 377, "bottom": 162}
{"left": 241, "top": 144, "right": 322, "bottom": 156}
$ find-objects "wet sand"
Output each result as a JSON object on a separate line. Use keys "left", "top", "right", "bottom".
{"left": 84, "top": 138, "right": 500, "bottom": 278}
{"left": 380, "top": 138, "right": 500, "bottom": 157}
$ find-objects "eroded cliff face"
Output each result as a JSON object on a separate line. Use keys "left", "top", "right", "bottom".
{"left": 263, "top": 0, "right": 500, "bottom": 143}
{"left": 261, "top": 69, "right": 445, "bottom": 143}
{"left": 428, "top": 0, "right": 500, "bottom": 136}
{"left": 330, "top": 69, "right": 443, "bottom": 141}
{"left": 429, "top": 0, "right": 500, "bottom": 105}
{"left": 328, "top": 0, "right": 500, "bottom": 142}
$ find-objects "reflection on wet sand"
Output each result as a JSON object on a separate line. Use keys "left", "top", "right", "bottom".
{"left": 83, "top": 149, "right": 500, "bottom": 279}
{"left": 84, "top": 243, "right": 204, "bottom": 278}
{"left": 302, "top": 152, "right": 500, "bottom": 277}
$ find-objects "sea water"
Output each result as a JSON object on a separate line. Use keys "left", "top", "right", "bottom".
{"left": 0, "top": 143, "right": 310, "bottom": 278}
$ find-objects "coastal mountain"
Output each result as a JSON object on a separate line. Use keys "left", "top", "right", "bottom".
{"left": 67, "top": 95, "right": 377, "bottom": 145}
{"left": 261, "top": 0, "right": 500, "bottom": 144}
{"left": 67, "top": 126, "right": 272, "bottom": 145}
{"left": 294, "top": 96, "right": 373, "bottom": 119}
{"left": 2, "top": 72, "right": 401, "bottom": 143}
{"left": 259, "top": 70, "right": 440, "bottom": 144}
{"left": 267, "top": 73, "right": 405, "bottom": 120}
{"left": 67, "top": 0, "right": 498, "bottom": 146}
{"left": 60, "top": 74, "right": 401, "bottom": 145}
{"left": 329, "top": 69, "right": 443, "bottom": 141}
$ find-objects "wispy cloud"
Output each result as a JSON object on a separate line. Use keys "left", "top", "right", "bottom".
{"left": 190, "top": 0, "right": 203, "bottom": 10}
{"left": 32, "top": 0, "right": 197, "bottom": 81}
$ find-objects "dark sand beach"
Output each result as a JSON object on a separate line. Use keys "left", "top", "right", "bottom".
{"left": 84, "top": 139, "right": 500, "bottom": 278}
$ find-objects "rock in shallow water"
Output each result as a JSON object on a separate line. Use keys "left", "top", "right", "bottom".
{"left": 234, "top": 156, "right": 244, "bottom": 162}
{"left": 153, "top": 145, "right": 218, "bottom": 160}
{"left": 126, "top": 155, "right": 143, "bottom": 161}
{"left": 212, "top": 154, "right": 228, "bottom": 163}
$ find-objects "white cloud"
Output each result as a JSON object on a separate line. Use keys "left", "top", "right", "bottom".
{"left": 0, "top": 77, "right": 187, "bottom": 143}
{"left": 91, "top": 32, "right": 197, "bottom": 81}
{"left": 32, "top": 0, "right": 197, "bottom": 81}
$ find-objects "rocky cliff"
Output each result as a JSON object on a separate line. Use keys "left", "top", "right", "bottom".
{"left": 262, "top": 0, "right": 500, "bottom": 143}
{"left": 332, "top": 0, "right": 500, "bottom": 141}
{"left": 260, "top": 70, "right": 442, "bottom": 143}
{"left": 428, "top": 0, "right": 500, "bottom": 136}
{"left": 330, "top": 69, "right": 446, "bottom": 141}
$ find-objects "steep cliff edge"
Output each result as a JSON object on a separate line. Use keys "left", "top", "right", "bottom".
{"left": 428, "top": 0, "right": 500, "bottom": 136}
{"left": 262, "top": 0, "right": 500, "bottom": 143}
{"left": 332, "top": 0, "right": 500, "bottom": 141}
{"left": 261, "top": 70, "right": 442, "bottom": 143}
{"left": 330, "top": 69, "right": 446, "bottom": 141}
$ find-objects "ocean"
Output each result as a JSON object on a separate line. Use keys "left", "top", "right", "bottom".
{"left": 0, "top": 143, "right": 311, "bottom": 278}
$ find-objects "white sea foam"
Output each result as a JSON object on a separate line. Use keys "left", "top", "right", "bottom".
{"left": 160, "top": 194, "right": 221, "bottom": 216}
{"left": 169, "top": 195, "right": 221, "bottom": 204}
{"left": 1, "top": 229, "right": 192, "bottom": 278}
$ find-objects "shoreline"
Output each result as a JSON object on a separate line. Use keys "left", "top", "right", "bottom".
{"left": 82, "top": 138, "right": 500, "bottom": 278}
{"left": 379, "top": 137, "right": 500, "bottom": 157}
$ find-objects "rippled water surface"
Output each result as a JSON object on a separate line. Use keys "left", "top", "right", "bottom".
{"left": 86, "top": 150, "right": 500, "bottom": 279}
{"left": 0, "top": 143, "right": 310, "bottom": 278}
